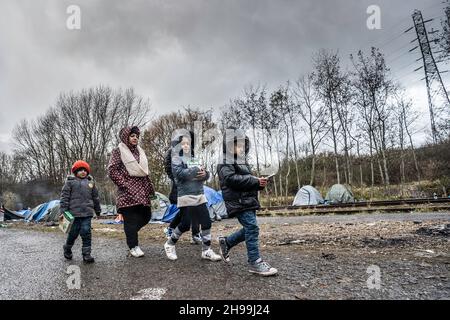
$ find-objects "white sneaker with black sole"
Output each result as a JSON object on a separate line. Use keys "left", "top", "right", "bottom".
{"left": 201, "top": 248, "right": 222, "bottom": 261}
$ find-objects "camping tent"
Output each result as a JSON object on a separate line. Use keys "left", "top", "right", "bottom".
{"left": 325, "top": 184, "right": 355, "bottom": 204}
{"left": 3, "top": 200, "right": 61, "bottom": 222}
{"left": 161, "top": 204, "right": 179, "bottom": 223}
{"left": 292, "top": 185, "right": 324, "bottom": 206}
{"left": 159, "top": 186, "right": 228, "bottom": 223}
{"left": 101, "top": 204, "right": 117, "bottom": 216}
{"left": 204, "top": 186, "right": 228, "bottom": 221}
{"left": 2, "top": 207, "right": 29, "bottom": 221}
{"left": 150, "top": 192, "right": 171, "bottom": 221}
{"left": 28, "top": 200, "right": 60, "bottom": 222}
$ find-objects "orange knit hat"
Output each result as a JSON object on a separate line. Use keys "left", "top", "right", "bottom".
{"left": 71, "top": 160, "right": 91, "bottom": 174}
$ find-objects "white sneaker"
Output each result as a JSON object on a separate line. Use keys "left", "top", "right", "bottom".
{"left": 201, "top": 248, "right": 222, "bottom": 262}
{"left": 135, "top": 246, "right": 144, "bottom": 257}
{"left": 164, "top": 241, "right": 177, "bottom": 260}
{"left": 129, "top": 247, "right": 144, "bottom": 258}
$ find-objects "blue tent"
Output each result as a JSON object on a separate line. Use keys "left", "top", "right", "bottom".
{"left": 24, "top": 200, "right": 60, "bottom": 222}
{"left": 160, "top": 186, "right": 227, "bottom": 223}
{"left": 3, "top": 208, "right": 30, "bottom": 220}
{"left": 161, "top": 204, "right": 180, "bottom": 223}
{"left": 203, "top": 186, "right": 223, "bottom": 207}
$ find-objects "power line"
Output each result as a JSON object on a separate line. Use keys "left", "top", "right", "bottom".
{"left": 412, "top": 9, "right": 450, "bottom": 143}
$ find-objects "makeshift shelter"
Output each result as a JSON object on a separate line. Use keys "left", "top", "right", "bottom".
{"left": 100, "top": 205, "right": 117, "bottom": 216}
{"left": 150, "top": 192, "right": 171, "bottom": 221}
{"left": 292, "top": 185, "right": 324, "bottom": 206}
{"left": 43, "top": 202, "right": 61, "bottom": 222}
{"left": 161, "top": 204, "right": 179, "bottom": 223}
{"left": 159, "top": 186, "right": 228, "bottom": 223}
{"left": 28, "top": 200, "right": 60, "bottom": 222}
{"left": 325, "top": 184, "right": 355, "bottom": 204}
{"left": 204, "top": 186, "right": 228, "bottom": 221}
{"left": 2, "top": 207, "right": 28, "bottom": 221}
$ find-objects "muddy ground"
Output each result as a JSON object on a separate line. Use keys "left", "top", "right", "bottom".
{"left": 0, "top": 212, "right": 449, "bottom": 300}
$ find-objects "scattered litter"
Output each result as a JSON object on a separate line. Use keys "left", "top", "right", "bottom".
{"left": 130, "top": 288, "right": 167, "bottom": 300}
{"left": 365, "top": 222, "right": 377, "bottom": 227}
{"left": 0, "top": 223, "right": 8, "bottom": 228}
{"left": 413, "top": 249, "right": 439, "bottom": 258}
{"left": 278, "top": 239, "right": 305, "bottom": 245}
{"left": 94, "top": 228, "right": 120, "bottom": 233}
{"left": 413, "top": 221, "right": 422, "bottom": 225}
{"left": 102, "top": 220, "right": 124, "bottom": 225}
{"left": 321, "top": 253, "right": 336, "bottom": 260}
{"left": 419, "top": 262, "right": 432, "bottom": 267}
{"left": 416, "top": 224, "right": 450, "bottom": 237}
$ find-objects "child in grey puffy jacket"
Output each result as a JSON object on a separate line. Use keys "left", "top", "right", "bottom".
{"left": 163, "top": 130, "right": 221, "bottom": 262}
{"left": 60, "top": 160, "right": 101, "bottom": 263}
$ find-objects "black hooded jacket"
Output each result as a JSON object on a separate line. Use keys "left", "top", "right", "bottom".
{"left": 217, "top": 128, "right": 263, "bottom": 217}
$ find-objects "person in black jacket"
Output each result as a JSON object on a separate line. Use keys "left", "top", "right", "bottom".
{"left": 60, "top": 160, "right": 101, "bottom": 263}
{"left": 163, "top": 131, "right": 201, "bottom": 244}
{"left": 217, "top": 128, "right": 278, "bottom": 276}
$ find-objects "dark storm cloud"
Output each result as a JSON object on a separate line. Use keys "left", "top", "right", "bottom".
{"left": 0, "top": 0, "right": 443, "bottom": 152}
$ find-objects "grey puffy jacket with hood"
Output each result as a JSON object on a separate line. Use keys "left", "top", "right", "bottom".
{"left": 170, "top": 130, "right": 209, "bottom": 198}
{"left": 60, "top": 175, "right": 101, "bottom": 218}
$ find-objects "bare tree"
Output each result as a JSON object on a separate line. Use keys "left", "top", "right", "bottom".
{"left": 294, "top": 74, "right": 329, "bottom": 186}
{"left": 350, "top": 48, "right": 396, "bottom": 188}
{"left": 313, "top": 49, "right": 344, "bottom": 184}
{"left": 12, "top": 85, "right": 151, "bottom": 203}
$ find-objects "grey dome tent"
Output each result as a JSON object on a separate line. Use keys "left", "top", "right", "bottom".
{"left": 325, "top": 184, "right": 354, "bottom": 204}
{"left": 292, "top": 185, "right": 324, "bottom": 206}
{"left": 150, "top": 192, "right": 171, "bottom": 221}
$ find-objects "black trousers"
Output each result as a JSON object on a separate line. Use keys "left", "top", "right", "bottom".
{"left": 120, "top": 205, "right": 151, "bottom": 249}
{"left": 177, "top": 205, "right": 211, "bottom": 234}
{"left": 171, "top": 204, "right": 212, "bottom": 247}
{"left": 169, "top": 209, "right": 200, "bottom": 235}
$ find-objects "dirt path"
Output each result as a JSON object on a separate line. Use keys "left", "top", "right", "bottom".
{"left": 1, "top": 212, "right": 449, "bottom": 300}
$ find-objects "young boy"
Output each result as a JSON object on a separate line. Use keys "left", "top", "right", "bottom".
{"left": 217, "top": 128, "right": 278, "bottom": 276}
{"left": 60, "top": 160, "right": 101, "bottom": 263}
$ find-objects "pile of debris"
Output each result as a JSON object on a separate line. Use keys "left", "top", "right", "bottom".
{"left": 415, "top": 224, "right": 450, "bottom": 237}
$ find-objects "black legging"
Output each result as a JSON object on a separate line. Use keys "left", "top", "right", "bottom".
{"left": 120, "top": 205, "right": 151, "bottom": 249}
{"left": 170, "top": 204, "right": 212, "bottom": 248}
{"left": 169, "top": 209, "right": 200, "bottom": 235}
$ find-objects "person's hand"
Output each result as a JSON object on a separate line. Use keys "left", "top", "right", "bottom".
{"left": 196, "top": 168, "right": 207, "bottom": 179}
{"left": 258, "top": 177, "right": 268, "bottom": 188}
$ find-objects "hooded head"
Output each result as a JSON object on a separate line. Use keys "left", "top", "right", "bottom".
{"left": 120, "top": 126, "right": 140, "bottom": 150}
{"left": 222, "top": 127, "right": 250, "bottom": 164}
{"left": 171, "top": 129, "right": 195, "bottom": 157}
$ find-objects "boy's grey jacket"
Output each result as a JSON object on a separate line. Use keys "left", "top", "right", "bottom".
{"left": 60, "top": 175, "right": 101, "bottom": 218}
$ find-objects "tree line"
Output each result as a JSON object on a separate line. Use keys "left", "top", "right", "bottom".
{"left": 1, "top": 48, "right": 449, "bottom": 208}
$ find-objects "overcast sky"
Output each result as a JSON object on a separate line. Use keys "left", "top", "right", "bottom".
{"left": 0, "top": 0, "right": 448, "bottom": 153}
